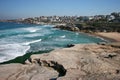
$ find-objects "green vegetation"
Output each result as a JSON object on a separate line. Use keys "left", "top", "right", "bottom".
{"left": 0, "top": 50, "right": 53, "bottom": 64}
{"left": 74, "top": 22, "right": 120, "bottom": 33}
{"left": 87, "top": 22, "right": 120, "bottom": 32}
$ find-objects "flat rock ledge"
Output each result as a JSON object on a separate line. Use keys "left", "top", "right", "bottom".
{"left": 0, "top": 44, "right": 120, "bottom": 80}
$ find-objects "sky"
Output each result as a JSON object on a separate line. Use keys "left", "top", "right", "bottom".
{"left": 0, "top": 0, "right": 120, "bottom": 19}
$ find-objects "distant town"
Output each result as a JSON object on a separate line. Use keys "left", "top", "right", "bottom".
{"left": 0, "top": 12, "right": 119, "bottom": 24}
{"left": 0, "top": 12, "right": 120, "bottom": 32}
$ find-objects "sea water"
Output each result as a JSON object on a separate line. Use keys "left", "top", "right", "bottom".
{"left": 0, "top": 22, "right": 105, "bottom": 63}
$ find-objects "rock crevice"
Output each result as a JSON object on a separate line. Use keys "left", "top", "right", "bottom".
{"left": 27, "top": 58, "right": 67, "bottom": 77}
{"left": 0, "top": 44, "right": 120, "bottom": 80}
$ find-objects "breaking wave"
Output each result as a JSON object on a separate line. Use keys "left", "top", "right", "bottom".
{"left": 22, "top": 39, "right": 42, "bottom": 45}
{"left": 0, "top": 22, "right": 105, "bottom": 63}
{"left": 22, "top": 27, "right": 41, "bottom": 32}
{"left": 0, "top": 43, "right": 30, "bottom": 62}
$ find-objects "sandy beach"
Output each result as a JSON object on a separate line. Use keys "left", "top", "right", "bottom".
{"left": 95, "top": 32, "right": 120, "bottom": 42}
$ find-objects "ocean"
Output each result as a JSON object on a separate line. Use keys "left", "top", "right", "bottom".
{"left": 0, "top": 22, "right": 105, "bottom": 63}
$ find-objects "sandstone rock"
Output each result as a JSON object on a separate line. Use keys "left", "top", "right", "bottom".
{"left": 0, "top": 64, "right": 23, "bottom": 80}
{"left": 27, "top": 44, "right": 120, "bottom": 79}
{"left": 0, "top": 44, "right": 120, "bottom": 80}
{"left": 0, "top": 63, "right": 58, "bottom": 80}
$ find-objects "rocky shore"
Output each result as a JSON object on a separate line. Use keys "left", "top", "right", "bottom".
{"left": 0, "top": 43, "right": 120, "bottom": 80}
{"left": 0, "top": 23, "right": 120, "bottom": 80}
{"left": 54, "top": 25, "right": 80, "bottom": 32}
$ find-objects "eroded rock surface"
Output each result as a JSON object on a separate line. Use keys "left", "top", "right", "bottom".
{"left": 0, "top": 63, "right": 58, "bottom": 80}
{"left": 0, "top": 44, "right": 120, "bottom": 80}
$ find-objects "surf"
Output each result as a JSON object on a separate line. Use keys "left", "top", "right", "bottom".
{"left": 0, "top": 22, "right": 106, "bottom": 63}
{"left": 22, "top": 39, "right": 42, "bottom": 45}
{"left": 0, "top": 43, "right": 30, "bottom": 62}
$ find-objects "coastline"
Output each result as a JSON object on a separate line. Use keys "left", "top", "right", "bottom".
{"left": 0, "top": 43, "right": 120, "bottom": 80}
{"left": 94, "top": 32, "right": 120, "bottom": 42}
{"left": 0, "top": 24, "right": 120, "bottom": 79}
{"left": 72, "top": 31, "right": 120, "bottom": 43}
{"left": 80, "top": 32, "right": 120, "bottom": 48}
{"left": 53, "top": 24, "right": 120, "bottom": 43}
{"left": 1, "top": 28, "right": 120, "bottom": 64}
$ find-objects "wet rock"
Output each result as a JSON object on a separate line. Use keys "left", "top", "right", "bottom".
{"left": 66, "top": 44, "right": 75, "bottom": 47}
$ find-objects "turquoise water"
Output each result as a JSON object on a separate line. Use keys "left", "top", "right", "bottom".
{"left": 0, "top": 22, "right": 105, "bottom": 63}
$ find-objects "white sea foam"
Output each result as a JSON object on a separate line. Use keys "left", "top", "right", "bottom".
{"left": 43, "top": 25, "right": 52, "bottom": 27}
{"left": 43, "top": 25, "right": 49, "bottom": 27}
{"left": 0, "top": 43, "right": 30, "bottom": 63}
{"left": 60, "top": 35, "right": 66, "bottom": 38}
{"left": 95, "top": 36, "right": 108, "bottom": 42}
{"left": 76, "top": 33, "right": 79, "bottom": 35}
{"left": 55, "top": 38, "right": 73, "bottom": 42}
{"left": 22, "top": 27, "right": 40, "bottom": 32}
{"left": 24, "top": 33, "right": 42, "bottom": 37}
{"left": 22, "top": 39, "right": 42, "bottom": 45}
{"left": 0, "top": 24, "right": 107, "bottom": 63}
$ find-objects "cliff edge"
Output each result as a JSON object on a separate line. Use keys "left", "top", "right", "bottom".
{"left": 0, "top": 44, "right": 120, "bottom": 80}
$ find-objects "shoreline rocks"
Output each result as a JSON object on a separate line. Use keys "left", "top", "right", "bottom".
{"left": 0, "top": 44, "right": 120, "bottom": 80}
{"left": 54, "top": 25, "right": 80, "bottom": 32}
